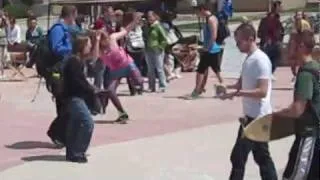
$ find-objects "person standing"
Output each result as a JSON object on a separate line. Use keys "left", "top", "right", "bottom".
{"left": 273, "top": 30, "right": 319, "bottom": 180}
{"left": 0, "top": 10, "right": 8, "bottom": 79}
{"left": 145, "top": 10, "right": 168, "bottom": 93}
{"left": 47, "top": 5, "right": 77, "bottom": 147}
{"left": 219, "top": 23, "right": 278, "bottom": 180}
{"left": 257, "top": 0, "right": 284, "bottom": 77}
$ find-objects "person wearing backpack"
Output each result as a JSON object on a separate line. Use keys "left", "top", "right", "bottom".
{"left": 273, "top": 30, "right": 319, "bottom": 180}
{"left": 186, "top": 4, "right": 224, "bottom": 99}
{"left": 46, "top": 5, "right": 77, "bottom": 147}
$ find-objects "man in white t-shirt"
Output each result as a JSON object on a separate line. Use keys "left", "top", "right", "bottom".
{"left": 219, "top": 23, "right": 278, "bottom": 180}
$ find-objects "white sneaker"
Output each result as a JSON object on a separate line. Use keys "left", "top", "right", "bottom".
{"left": 175, "top": 73, "right": 182, "bottom": 79}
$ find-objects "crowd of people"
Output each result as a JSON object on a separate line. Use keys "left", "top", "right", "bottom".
{"left": 0, "top": 1, "right": 318, "bottom": 179}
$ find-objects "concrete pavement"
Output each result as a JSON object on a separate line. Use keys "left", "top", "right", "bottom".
{"left": 0, "top": 67, "right": 295, "bottom": 179}
{"left": 0, "top": 122, "right": 294, "bottom": 180}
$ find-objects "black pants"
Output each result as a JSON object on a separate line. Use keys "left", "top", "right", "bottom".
{"left": 263, "top": 43, "right": 281, "bottom": 74}
{"left": 229, "top": 118, "right": 278, "bottom": 180}
{"left": 127, "top": 51, "right": 145, "bottom": 95}
{"left": 283, "top": 135, "right": 319, "bottom": 180}
{"left": 47, "top": 98, "right": 67, "bottom": 144}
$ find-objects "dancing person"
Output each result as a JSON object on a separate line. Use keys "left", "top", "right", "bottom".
{"left": 47, "top": 5, "right": 77, "bottom": 147}
{"left": 94, "top": 12, "right": 144, "bottom": 123}
{"left": 63, "top": 34, "right": 105, "bottom": 163}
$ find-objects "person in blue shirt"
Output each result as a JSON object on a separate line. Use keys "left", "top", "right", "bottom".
{"left": 49, "top": 5, "right": 76, "bottom": 61}
{"left": 186, "top": 4, "right": 224, "bottom": 99}
{"left": 47, "top": 5, "right": 78, "bottom": 148}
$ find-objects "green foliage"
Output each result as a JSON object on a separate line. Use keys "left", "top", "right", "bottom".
{"left": 4, "top": 4, "right": 28, "bottom": 18}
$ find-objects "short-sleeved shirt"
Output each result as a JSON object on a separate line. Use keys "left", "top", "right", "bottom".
{"left": 294, "top": 60, "right": 320, "bottom": 132}
{"left": 241, "top": 49, "right": 272, "bottom": 118}
{"left": 100, "top": 47, "right": 133, "bottom": 71}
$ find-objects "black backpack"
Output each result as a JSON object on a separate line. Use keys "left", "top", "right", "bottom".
{"left": 205, "top": 15, "right": 230, "bottom": 45}
{"left": 300, "top": 67, "right": 320, "bottom": 137}
{"left": 34, "top": 23, "right": 67, "bottom": 98}
{"left": 216, "top": 20, "right": 230, "bottom": 44}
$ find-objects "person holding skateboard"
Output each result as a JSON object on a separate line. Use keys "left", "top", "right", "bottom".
{"left": 272, "top": 30, "right": 319, "bottom": 180}
{"left": 219, "top": 23, "right": 278, "bottom": 180}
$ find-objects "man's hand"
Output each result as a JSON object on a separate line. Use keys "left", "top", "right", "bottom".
{"left": 219, "top": 91, "right": 237, "bottom": 100}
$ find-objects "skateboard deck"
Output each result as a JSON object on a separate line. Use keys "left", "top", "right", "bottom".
{"left": 243, "top": 114, "right": 295, "bottom": 142}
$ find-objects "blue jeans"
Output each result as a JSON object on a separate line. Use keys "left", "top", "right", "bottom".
{"left": 145, "top": 49, "right": 167, "bottom": 90}
{"left": 262, "top": 43, "right": 281, "bottom": 73}
{"left": 66, "top": 97, "right": 94, "bottom": 158}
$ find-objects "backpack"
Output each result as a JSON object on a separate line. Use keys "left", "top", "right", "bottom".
{"left": 206, "top": 15, "right": 230, "bottom": 45}
{"left": 34, "top": 23, "right": 67, "bottom": 98}
{"left": 300, "top": 67, "right": 320, "bottom": 137}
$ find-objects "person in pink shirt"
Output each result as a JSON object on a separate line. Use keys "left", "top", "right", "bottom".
{"left": 94, "top": 12, "right": 143, "bottom": 123}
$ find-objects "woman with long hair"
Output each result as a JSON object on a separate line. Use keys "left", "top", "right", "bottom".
{"left": 63, "top": 34, "right": 105, "bottom": 163}
{"left": 145, "top": 10, "right": 168, "bottom": 92}
{"left": 95, "top": 12, "right": 143, "bottom": 123}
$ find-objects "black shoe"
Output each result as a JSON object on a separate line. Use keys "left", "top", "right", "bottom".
{"left": 66, "top": 156, "right": 88, "bottom": 163}
{"left": 48, "top": 133, "right": 65, "bottom": 149}
{"left": 115, "top": 113, "right": 129, "bottom": 124}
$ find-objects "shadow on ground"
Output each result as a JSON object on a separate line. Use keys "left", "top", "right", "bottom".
{"left": 94, "top": 120, "right": 119, "bottom": 124}
{"left": 6, "top": 141, "right": 58, "bottom": 150}
{"left": 21, "top": 155, "right": 66, "bottom": 162}
{"left": 272, "top": 87, "right": 293, "bottom": 91}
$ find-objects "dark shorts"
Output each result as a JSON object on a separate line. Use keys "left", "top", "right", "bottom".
{"left": 197, "top": 51, "right": 222, "bottom": 74}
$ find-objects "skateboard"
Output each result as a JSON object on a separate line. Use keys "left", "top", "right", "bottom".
{"left": 243, "top": 114, "right": 295, "bottom": 142}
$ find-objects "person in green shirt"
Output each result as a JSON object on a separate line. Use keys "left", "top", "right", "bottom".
{"left": 273, "top": 30, "right": 319, "bottom": 180}
{"left": 145, "top": 10, "right": 168, "bottom": 93}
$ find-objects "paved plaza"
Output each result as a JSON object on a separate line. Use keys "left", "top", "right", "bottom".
{"left": 0, "top": 66, "right": 295, "bottom": 179}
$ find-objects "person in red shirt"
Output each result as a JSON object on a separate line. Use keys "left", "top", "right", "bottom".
{"left": 257, "top": 1, "right": 284, "bottom": 75}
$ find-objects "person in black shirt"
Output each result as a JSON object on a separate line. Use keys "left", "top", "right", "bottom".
{"left": 63, "top": 33, "right": 105, "bottom": 163}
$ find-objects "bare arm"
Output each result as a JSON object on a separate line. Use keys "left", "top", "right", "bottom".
{"left": 208, "top": 16, "right": 218, "bottom": 47}
{"left": 226, "top": 78, "right": 242, "bottom": 91}
{"left": 273, "top": 96, "right": 307, "bottom": 118}
{"left": 237, "top": 79, "right": 269, "bottom": 98}
{"left": 92, "top": 31, "right": 101, "bottom": 60}
{"left": 112, "top": 12, "right": 143, "bottom": 41}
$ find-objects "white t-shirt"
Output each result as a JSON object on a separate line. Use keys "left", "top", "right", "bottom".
{"left": 6, "top": 24, "right": 21, "bottom": 44}
{"left": 241, "top": 48, "right": 272, "bottom": 118}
